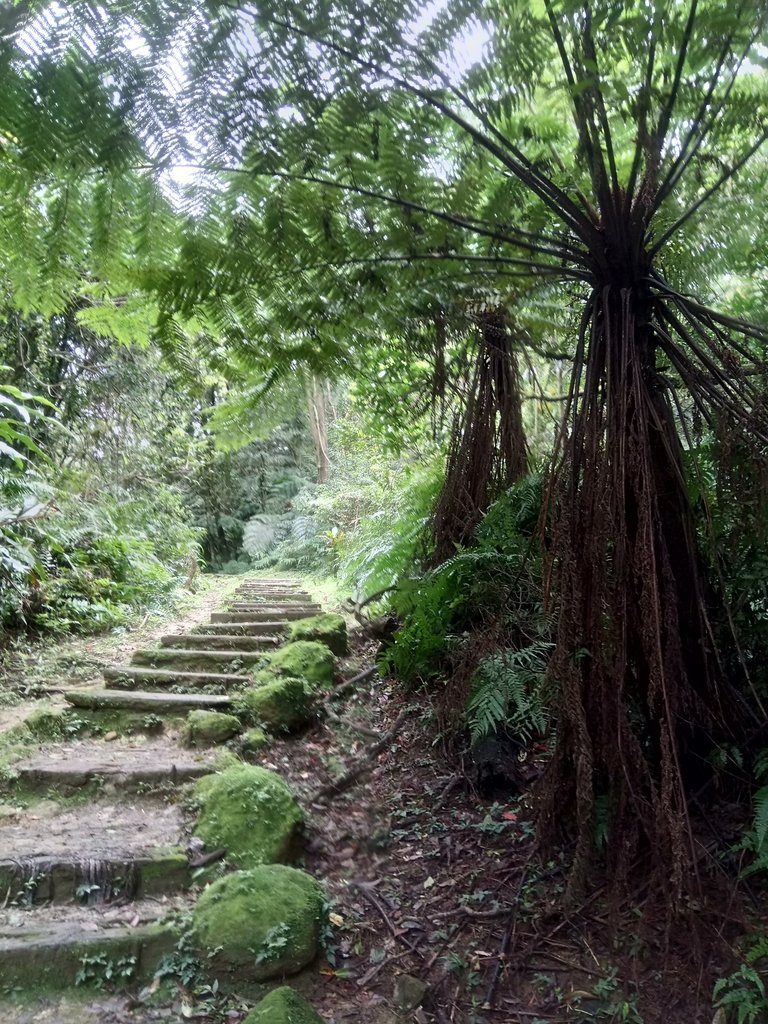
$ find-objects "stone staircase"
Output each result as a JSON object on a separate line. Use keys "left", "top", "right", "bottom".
{"left": 0, "top": 577, "right": 324, "bottom": 995}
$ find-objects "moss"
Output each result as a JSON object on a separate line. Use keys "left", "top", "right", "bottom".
{"left": 236, "top": 677, "right": 311, "bottom": 734}
{"left": 192, "top": 764, "right": 303, "bottom": 868}
{"left": 24, "top": 708, "right": 67, "bottom": 741}
{"left": 192, "top": 865, "right": 324, "bottom": 982}
{"left": 182, "top": 710, "right": 240, "bottom": 747}
{"left": 263, "top": 641, "right": 335, "bottom": 689}
{"left": 243, "top": 986, "right": 326, "bottom": 1023}
{"left": 240, "top": 727, "right": 270, "bottom": 754}
{"left": 287, "top": 614, "right": 348, "bottom": 657}
{"left": 140, "top": 848, "right": 189, "bottom": 895}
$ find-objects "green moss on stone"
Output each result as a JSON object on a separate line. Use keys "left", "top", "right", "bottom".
{"left": 25, "top": 708, "right": 67, "bottom": 741}
{"left": 240, "top": 728, "right": 270, "bottom": 754}
{"left": 192, "top": 764, "right": 303, "bottom": 868}
{"left": 264, "top": 641, "right": 335, "bottom": 689}
{"left": 182, "top": 710, "right": 240, "bottom": 747}
{"left": 243, "top": 986, "right": 326, "bottom": 1023}
{"left": 287, "top": 614, "right": 348, "bottom": 657}
{"left": 192, "top": 865, "right": 324, "bottom": 981}
{"left": 236, "top": 677, "right": 311, "bottom": 733}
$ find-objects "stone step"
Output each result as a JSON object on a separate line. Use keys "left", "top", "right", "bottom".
{"left": 225, "top": 604, "right": 320, "bottom": 615}
{"left": 10, "top": 742, "right": 216, "bottom": 792}
{"left": 0, "top": 904, "right": 178, "bottom": 989}
{"left": 130, "top": 648, "right": 266, "bottom": 672}
{"left": 191, "top": 622, "right": 286, "bottom": 636}
{"left": 65, "top": 690, "right": 234, "bottom": 713}
{"left": 0, "top": 800, "right": 190, "bottom": 905}
{"left": 233, "top": 590, "right": 311, "bottom": 599}
{"left": 160, "top": 633, "right": 280, "bottom": 650}
{"left": 210, "top": 609, "right": 312, "bottom": 623}
{"left": 103, "top": 666, "right": 248, "bottom": 692}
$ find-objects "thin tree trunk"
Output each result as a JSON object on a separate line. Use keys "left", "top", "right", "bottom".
{"left": 305, "top": 374, "right": 330, "bottom": 484}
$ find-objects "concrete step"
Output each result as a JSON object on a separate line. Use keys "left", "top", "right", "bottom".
{"left": 65, "top": 690, "right": 234, "bottom": 713}
{"left": 191, "top": 621, "right": 286, "bottom": 636}
{"left": 103, "top": 666, "right": 248, "bottom": 692}
{"left": 0, "top": 799, "right": 190, "bottom": 905}
{"left": 10, "top": 742, "right": 217, "bottom": 792}
{"left": 210, "top": 609, "right": 311, "bottom": 623}
{"left": 130, "top": 648, "right": 265, "bottom": 672}
{"left": 159, "top": 633, "right": 280, "bottom": 650}
{"left": 0, "top": 903, "right": 178, "bottom": 989}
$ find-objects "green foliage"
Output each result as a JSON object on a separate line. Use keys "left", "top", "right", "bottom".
{"left": 255, "top": 409, "right": 443, "bottom": 588}
{"left": 467, "top": 641, "right": 552, "bottom": 743}
{"left": 713, "top": 938, "right": 768, "bottom": 1024}
{"left": 386, "top": 474, "right": 547, "bottom": 689}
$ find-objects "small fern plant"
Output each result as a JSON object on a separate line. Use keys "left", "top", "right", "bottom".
{"left": 466, "top": 641, "right": 553, "bottom": 743}
{"left": 713, "top": 936, "right": 768, "bottom": 1024}
{"left": 739, "top": 749, "right": 768, "bottom": 878}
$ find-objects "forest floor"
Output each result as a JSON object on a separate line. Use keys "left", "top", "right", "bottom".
{"left": 0, "top": 577, "right": 742, "bottom": 1024}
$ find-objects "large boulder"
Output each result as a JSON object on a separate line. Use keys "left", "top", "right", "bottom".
{"left": 182, "top": 710, "right": 240, "bottom": 747}
{"left": 243, "top": 987, "right": 326, "bottom": 1023}
{"left": 237, "top": 676, "right": 312, "bottom": 734}
{"left": 193, "top": 865, "right": 325, "bottom": 981}
{"left": 265, "top": 641, "right": 335, "bottom": 689}
{"left": 287, "top": 614, "right": 348, "bottom": 657}
{"left": 192, "top": 764, "right": 303, "bottom": 868}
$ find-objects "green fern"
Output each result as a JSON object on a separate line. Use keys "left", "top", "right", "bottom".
{"left": 466, "top": 641, "right": 552, "bottom": 742}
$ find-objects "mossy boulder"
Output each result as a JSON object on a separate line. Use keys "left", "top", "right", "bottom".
{"left": 243, "top": 986, "right": 326, "bottom": 1023}
{"left": 182, "top": 710, "right": 241, "bottom": 747}
{"left": 287, "top": 613, "right": 348, "bottom": 657}
{"left": 240, "top": 727, "right": 270, "bottom": 754}
{"left": 192, "top": 764, "right": 303, "bottom": 868}
{"left": 265, "top": 640, "right": 335, "bottom": 689}
{"left": 192, "top": 865, "right": 324, "bottom": 981}
{"left": 237, "top": 677, "right": 312, "bottom": 733}
{"left": 24, "top": 708, "right": 67, "bottom": 741}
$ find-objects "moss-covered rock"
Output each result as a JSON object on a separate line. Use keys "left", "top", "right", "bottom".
{"left": 182, "top": 710, "right": 240, "bottom": 747}
{"left": 240, "top": 727, "right": 270, "bottom": 754}
{"left": 192, "top": 865, "right": 324, "bottom": 981}
{"left": 264, "top": 640, "right": 335, "bottom": 689}
{"left": 243, "top": 986, "right": 326, "bottom": 1023}
{"left": 287, "top": 614, "right": 348, "bottom": 657}
{"left": 237, "top": 677, "right": 311, "bottom": 733}
{"left": 192, "top": 764, "right": 303, "bottom": 868}
{"left": 24, "top": 708, "right": 67, "bottom": 741}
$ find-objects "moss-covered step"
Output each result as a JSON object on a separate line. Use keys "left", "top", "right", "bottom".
{"left": 0, "top": 909, "right": 178, "bottom": 991}
{"left": 65, "top": 690, "right": 234, "bottom": 713}
{"left": 0, "top": 800, "right": 191, "bottom": 904}
{"left": 211, "top": 610, "right": 314, "bottom": 624}
{"left": 104, "top": 666, "right": 248, "bottom": 692}
{"left": 193, "top": 622, "right": 287, "bottom": 637}
{"left": 130, "top": 649, "right": 266, "bottom": 672}
{"left": 9, "top": 743, "right": 216, "bottom": 792}
{"left": 232, "top": 594, "right": 314, "bottom": 604}
{"left": 160, "top": 633, "right": 280, "bottom": 651}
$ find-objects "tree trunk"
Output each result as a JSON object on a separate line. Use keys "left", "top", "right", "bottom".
{"left": 430, "top": 308, "right": 528, "bottom": 564}
{"left": 539, "top": 282, "right": 732, "bottom": 902}
{"left": 305, "top": 374, "right": 330, "bottom": 484}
